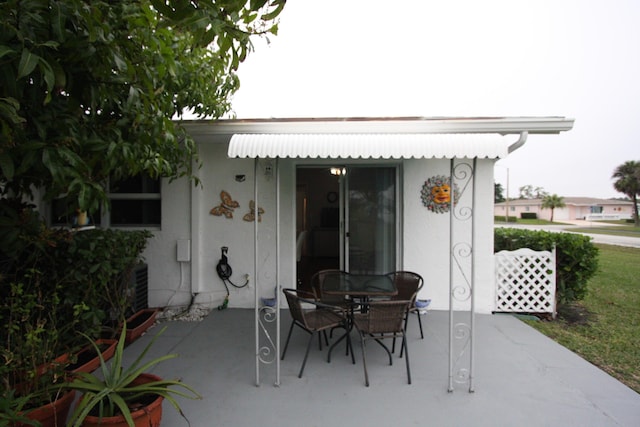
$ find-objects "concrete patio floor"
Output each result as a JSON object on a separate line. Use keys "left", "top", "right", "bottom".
{"left": 124, "top": 308, "right": 640, "bottom": 427}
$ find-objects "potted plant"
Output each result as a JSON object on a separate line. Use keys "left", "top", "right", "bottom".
{"left": 120, "top": 308, "right": 159, "bottom": 344}
{"left": 1, "top": 388, "right": 75, "bottom": 427}
{"left": 1, "top": 278, "right": 76, "bottom": 427}
{"left": 63, "top": 324, "right": 201, "bottom": 427}
{"left": 66, "top": 338, "right": 118, "bottom": 375}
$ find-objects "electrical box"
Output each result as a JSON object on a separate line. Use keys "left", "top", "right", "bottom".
{"left": 176, "top": 239, "right": 191, "bottom": 262}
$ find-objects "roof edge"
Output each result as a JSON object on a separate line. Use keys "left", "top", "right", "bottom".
{"left": 180, "top": 116, "right": 575, "bottom": 136}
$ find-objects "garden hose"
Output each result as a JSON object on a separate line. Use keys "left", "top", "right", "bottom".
{"left": 216, "top": 247, "right": 249, "bottom": 310}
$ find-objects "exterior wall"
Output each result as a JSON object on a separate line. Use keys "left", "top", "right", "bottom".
{"left": 144, "top": 135, "right": 499, "bottom": 314}
{"left": 144, "top": 177, "right": 192, "bottom": 308}
{"left": 404, "top": 159, "right": 496, "bottom": 313}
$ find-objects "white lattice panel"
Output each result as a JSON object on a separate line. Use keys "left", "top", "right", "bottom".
{"left": 495, "top": 248, "right": 556, "bottom": 316}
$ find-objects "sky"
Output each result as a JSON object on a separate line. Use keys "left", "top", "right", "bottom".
{"left": 228, "top": 0, "right": 640, "bottom": 199}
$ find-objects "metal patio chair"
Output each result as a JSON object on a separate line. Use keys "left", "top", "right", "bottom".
{"left": 387, "top": 271, "right": 424, "bottom": 356}
{"left": 352, "top": 299, "right": 412, "bottom": 387}
{"left": 281, "top": 288, "right": 351, "bottom": 378}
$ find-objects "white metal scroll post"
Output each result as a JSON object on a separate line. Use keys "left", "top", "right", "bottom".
{"left": 254, "top": 158, "right": 259, "bottom": 386}
{"left": 447, "top": 158, "right": 477, "bottom": 393}
{"left": 253, "top": 158, "right": 281, "bottom": 387}
{"left": 275, "top": 158, "right": 281, "bottom": 386}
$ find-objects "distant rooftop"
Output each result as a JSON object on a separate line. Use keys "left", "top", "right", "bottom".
{"left": 496, "top": 197, "right": 633, "bottom": 206}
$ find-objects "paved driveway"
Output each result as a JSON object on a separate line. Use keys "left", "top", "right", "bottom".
{"left": 495, "top": 220, "right": 640, "bottom": 248}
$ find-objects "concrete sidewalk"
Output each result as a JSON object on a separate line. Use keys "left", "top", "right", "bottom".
{"left": 125, "top": 309, "right": 640, "bottom": 427}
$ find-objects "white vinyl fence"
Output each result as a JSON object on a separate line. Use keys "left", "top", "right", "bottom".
{"left": 495, "top": 248, "right": 556, "bottom": 317}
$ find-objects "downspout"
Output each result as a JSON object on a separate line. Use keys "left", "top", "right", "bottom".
{"left": 507, "top": 131, "right": 528, "bottom": 153}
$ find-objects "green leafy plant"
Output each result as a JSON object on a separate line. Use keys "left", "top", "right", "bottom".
{"left": 64, "top": 324, "right": 201, "bottom": 427}
{"left": 57, "top": 228, "right": 154, "bottom": 334}
{"left": 494, "top": 228, "right": 599, "bottom": 303}
{"left": 0, "top": 389, "right": 40, "bottom": 426}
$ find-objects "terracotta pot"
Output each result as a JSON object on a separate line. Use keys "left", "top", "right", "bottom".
{"left": 122, "top": 308, "right": 158, "bottom": 344}
{"left": 68, "top": 339, "right": 118, "bottom": 374}
{"left": 80, "top": 373, "right": 164, "bottom": 427}
{"left": 19, "top": 389, "right": 76, "bottom": 427}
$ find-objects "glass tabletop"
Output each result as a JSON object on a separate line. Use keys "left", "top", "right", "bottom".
{"left": 322, "top": 271, "right": 396, "bottom": 296}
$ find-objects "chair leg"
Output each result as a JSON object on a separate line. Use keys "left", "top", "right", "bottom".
{"left": 393, "top": 314, "right": 409, "bottom": 354}
{"left": 416, "top": 310, "right": 424, "bottom": 339}
{"left": 402, "top": 331, "right": 411, "bottom": 384}
{"left": 347, "top": 328, "right": 355, "bottom": 364}
{"left": 360, "top": 334, "right": 370, "bottom": 387}
{"left": 299, "top": 332, "right": 315, "bottom": 378}
{"left": 281, "top": 321, "right": 295, "bottom": 360}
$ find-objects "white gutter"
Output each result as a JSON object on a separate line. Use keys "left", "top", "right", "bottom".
{"left": 182, "top": 117, "right": 575, "bottom": 137}
{"left": 507, "top": 131, "right": 528, "bottom": 154}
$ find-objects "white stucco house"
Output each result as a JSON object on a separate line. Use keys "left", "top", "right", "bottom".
{"left": 495, "top": 197, "right": 634, "bottom": 221}
{"left": 137, "top": 116, "right": 574, "bottom": 317}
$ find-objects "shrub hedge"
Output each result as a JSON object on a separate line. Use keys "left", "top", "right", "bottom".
{"left": 494, "top": 215, "right": 518, "bottom": 223}
{"left": 494, "top": 228, "right": 599, "bottom": 303}
{"left": 520, "top": 212, "right": 538, "bottom": 219}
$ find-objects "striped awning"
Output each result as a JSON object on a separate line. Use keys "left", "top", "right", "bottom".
{"left": 228, "top": 133, "right": 510, "bottom": 159}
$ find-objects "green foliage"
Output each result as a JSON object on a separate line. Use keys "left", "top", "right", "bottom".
{"left": 64, "top": 326, "right": 201, "bottom": 427}
{"left": 518, "top": 185, "right": 548, "bottom": 199}
{"left": 0, "top": 0, "right": 285, "bottom": 211}
{"left": 1, "top": 207, "right": 151, "bottom": 406}
{"left": 494, "top": 228, "right": 599, "bottom": 303}
{"left": 494, "top": 215, "right": 518, "bottom": 223}
{"left": 541, "top": 194, "right": 565, "bottom": 222}
{"left": 520, "top": 212, "right": 538, "bottom": 219}
{"left": 494, "top": 182, "right": 505, "bottom": 203}
{"left": 612, "top": 160, "right": 640, "bottom": 226}
{"left": 57, "top": 228, "right": 153, "bottom": 328}
{"left": 0, "top": 389, "right": 40, "bottom": 426}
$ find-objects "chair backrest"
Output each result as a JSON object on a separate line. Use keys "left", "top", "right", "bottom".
{"left": 282, "top": 288, "right": 315, "bottom": 329}
{"left": 310, "top": 269, "right": 344, "bottom": 302}
{"left": 388, "top": 271, "right": 423, "bottom": 302}
{"left": 360, "top": 300, "right": 410, "bottom": 334}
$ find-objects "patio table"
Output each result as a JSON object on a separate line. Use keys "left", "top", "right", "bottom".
{"left": 322, "top": 271, "right": 397, "bottom": 362}
{"left": 321, "top": 271, "right": 397, "bottom": 298}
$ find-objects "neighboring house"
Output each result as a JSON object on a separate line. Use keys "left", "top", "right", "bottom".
{"left": 494, "top": 197, "right": 634, "bottom": 221}
{"left": 107, "top": 116, "right": 573, "bottom": 316}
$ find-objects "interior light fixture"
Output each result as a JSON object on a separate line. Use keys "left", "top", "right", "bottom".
{"left": 330, "top": 167, "right": 346, "bottom": 176}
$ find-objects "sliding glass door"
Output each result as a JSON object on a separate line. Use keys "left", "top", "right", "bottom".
{"left": 343, "top": 167, "right": 396, "bottom": 274}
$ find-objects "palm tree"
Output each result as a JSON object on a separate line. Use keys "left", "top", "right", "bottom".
{"left": 541, "top": 194, "right": 566, "bottom": 223}
{"left": 612, "top": 160, "right": 640, "bottom": 226}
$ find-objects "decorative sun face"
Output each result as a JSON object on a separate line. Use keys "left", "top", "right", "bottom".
{"left": 431, "top": 184, "right": 451, "bottom": 204}
{"left": 421, "top": 175, "right": 459, "bottom": 214}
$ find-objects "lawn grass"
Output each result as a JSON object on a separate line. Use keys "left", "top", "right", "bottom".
{"left": 525, "top": 244, "right": 640, "bottom": 393}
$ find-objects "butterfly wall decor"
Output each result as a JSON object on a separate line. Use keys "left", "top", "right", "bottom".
{"left": 210, "top": 190, "right": 240, "bottom": 218}
{"left": 243, "top": 200, "right": 265, "bottom": 222}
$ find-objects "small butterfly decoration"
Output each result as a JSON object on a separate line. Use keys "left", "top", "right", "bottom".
{"left": 243, "top": 200, "right": 265, "bottom": 222}
{"left": 210, "top": 191, "right": 240, "bottom": 219}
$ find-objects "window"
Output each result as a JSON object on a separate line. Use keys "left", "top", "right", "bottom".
{"left": 50, "top": 197, "right": 102, "bottom": 227}
{"left": 49, "top": 174, "right": 161, "bottom": 228}
{"left": 590, "top": 206, "right": 603, "bottom": 214}
{"left": 107, "top": 175, "right": 161, "bottom": 227}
